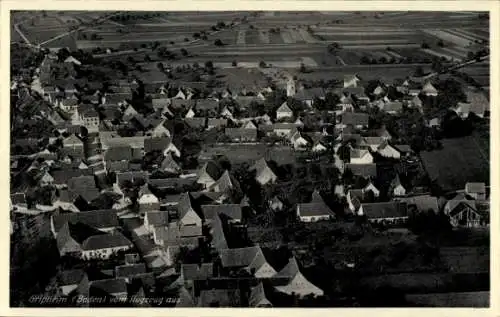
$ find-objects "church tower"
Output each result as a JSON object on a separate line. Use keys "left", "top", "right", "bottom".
{"left": 286, "top": 77, "right": 296, "bottom": 97}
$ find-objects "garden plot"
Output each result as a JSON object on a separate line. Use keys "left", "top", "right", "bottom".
{"left": 440, "top": 47, "right": 467, "bottom": 60}
{"left": 445, "top": 29, "right": 483, "bottom": 43}
{"left": 258, "top": 30, "right": 270, "bottom": 44}
{"left": 243, "top": 29, "right": 260, "bottom": 45}
{"left": 298, "top": 28, "right": 318, "bottom": 44}
{"left": 421, "top": 48, "right": 460, "bottom": 61}
{"left": 422, "top": 29, "right": 474, "bottom": 47}
{"left": 236, "top": 29, "right": 246, "bottom": 45}
{"left": 280, "top": 30, "right": 295, "bottom": 44}
{"left": 289, "top": 29, "right": 304, "bottom": 43}
{"left": 465, "top": 29, "right": 489, "bottom": 41}
{"left": 386, "top": 50, "right": 404, "bottom": 59}
{"left": 268, "top": 32, "right": 285, "bottom": 44}
{"left": 453, "top": 28, "right": 489, "bottom": 42}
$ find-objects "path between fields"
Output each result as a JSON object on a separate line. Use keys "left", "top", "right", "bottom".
{"left": 14, "top": 23, "right": 32, "bottom": 46}
{"left": 38, "top": 12, "right": 123, "bottom": 47}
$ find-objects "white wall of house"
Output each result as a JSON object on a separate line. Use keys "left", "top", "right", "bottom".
{"left": 275, "top": 272, "right": 324, "bottom": 297}
{"left": 378, "top": 145, "right": 401, "bottom": 159}
{"left": 254, "top": 262, "right": 277, "bottom": 278}
{"left": 81, "top": 245, "right": 132, "bottom": 260}
{"left": 350, "top": 152, "right": 373, "bottom": 164}
{"left": 393, "top": 185, "right": 406, "bottom": 197}
{"left": 277, "top": 111, "right": 293, "bottom": 120}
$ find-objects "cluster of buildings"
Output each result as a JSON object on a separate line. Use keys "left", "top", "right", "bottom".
{"left": 9, "top": 50, "right": 490, "bottom": 306}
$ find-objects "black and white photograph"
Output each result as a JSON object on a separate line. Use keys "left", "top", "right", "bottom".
{"left": 7, "top": 6, "right": 493, "bottom": 309}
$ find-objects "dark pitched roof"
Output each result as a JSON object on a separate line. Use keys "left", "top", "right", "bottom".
{"left": 224, "top": 128, "right": 258, "bottom": 140}
{"left": 361, "top": 202, "right": 408, "bottom": 219}
{"left": 198, "top": 289, "right": 241, "bottom": 307}
{"left": 181, "top": 263, "right": 214, "bottom": 280}
{"left": 201, "top": 204, "right": 242, "bottom": 222}
{"left": 145, "top": 211, "right": 169, "bottom": 227}
{"left": 58, "top": 269, "right": 86, "bottom": 285}
{"left": 115, "top": 263, "right": 147, "bottom": 279}
{"left": 297, "top": 202, "right": 334, "bottom": 218}
{"left": 342, "top": 112, "right": 369, "bottom": 126}
{"left": 196, "top": 99, "right": 219, "bottom": 111}
{"left": 52, "top": 209, "right": 119, "bottom": 233}
{"left": 144, "top": 137, "right": 171, "bottom": 153}
{"left": 82, "top": 231, "right": 132, "bottom": 250}
{"left": 104, "top": 146, "right": 133, "bottom": 161}
{"left": 211, "top": 214, "right": 228, "bottom": 250}
{"left": 345, "top": 163, "right": 377, "bottom": 178}
{"left": 185, "top": 117, "right": 206, "bottom": 129}
{"left": 89, "top": 278, "right": 127, "bottom": 296}
{"left": 219, "top": 246, "right": 264, "bottom": 268}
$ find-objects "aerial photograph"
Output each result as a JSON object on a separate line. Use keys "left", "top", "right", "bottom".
{"left": 9, "top": 10, "right": 490, "bottom": 308}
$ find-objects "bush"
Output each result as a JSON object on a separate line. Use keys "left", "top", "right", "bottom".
{"left": 421, "top": 41, "right": 430, "bottom": 49}
{"left": 214, "top": 39, "right": 224, "bottom": 47}
{"left": 259, "top": 61, "right": 267, "bottom": 68}
{"left": 232, "top": 60, "right": 237, "bottom": 67}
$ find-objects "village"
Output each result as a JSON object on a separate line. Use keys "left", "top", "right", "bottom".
{"left": 9, "top": 11, "right": 490, "bottom": 308}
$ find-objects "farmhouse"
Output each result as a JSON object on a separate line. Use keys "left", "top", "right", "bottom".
{"left": 296, "top": 202, "right": 334, "bottom": 222}
{"left": 359, "top": 202, "right": 409, "bottom": 224}
{"left": 377, "top": 142, "right": 401, "bottom": 159}
{"left": 249, "top": 158, "right": 278, "bottom": 185}
{"left": 421, "top": 82, "right": 438, "bottom": 96}
{"left": 273, "top": 257, "right": 324, "bottom": 297}
{"left": 219, "top": 246, "right": 277, "bottom": 278}
{"left": 350, "top": 148, "right": 373, "bottom": 164}
{"left": 344, "top": 74, "right": 361, "bottom": 88}
{"left": 276, "top": 102, "right": 293, "bottom": 120}
{"left": 444, "top": 199, "right": 489, "bottom": 228}
{"left": 465, "top": 182, "right": 486, "bottom": 200}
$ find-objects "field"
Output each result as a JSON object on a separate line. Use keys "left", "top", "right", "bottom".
{"left": 404, "top": 291, "right": 489, "bottom": 307}
{"left": 420, "top": 135, "right": 489, "bottom": 191}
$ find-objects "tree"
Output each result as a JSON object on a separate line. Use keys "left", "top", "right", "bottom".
{"left": 467, "top": 51, "right": 475, "bottom": 60}
{"left": 214, "top": 39, "right": 224, "bottom": 47}
{"left": 144, "top": 54, "right": 151, "bottom": 62}
{"left": 379, "top": 57, "right": 387, "bottom": 64}
{"left": 180, "top": 48, "right": 188, "bottom": 56}
{"left": 232, "top": 60, "right": 237, "bottom": 67}
{"left": 413, "top": 66, "right": 424, "bottom": 77}
{"left": 421, "top": 41, "right": 430, "bottom": 49}
{"left": 299, "top": 63, "right": 306, "bottom": 73}
{"left": 360, "top": 56, "right": 371, "bottom": 64}
{"left": 259, "top": 61, "right": 267, "bottom": 68}
{"left": 157, "top": 62, "right": 164, "bottom": 72}
{"left": 204, "top": 61, "right": 214, "bottom": 70}
{"left": 437, "top": 40, "right": 445, "bottom": 47}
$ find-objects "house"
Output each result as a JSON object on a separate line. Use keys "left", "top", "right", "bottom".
{"left": 295, "top": 88, "right": 325, "bottom": 106}
{"left": 444, "top": 199, "right": 488, "bottom": 227}
{"left": 79, "top": 107, "right": 100, "bottom": 132}
{"left": 373, "top": 85, "right": 385, "bottom": 96}
{"left": 224, "top": 128, "right": 258, "bottom": 142}
{"left": 409, "top": 95, "right": 423, "bottom": 110}
{"left": 377, "top": 142, "right": 401, "bottom": 159}
{"left": 427, "top": 117, "right": 441, "bottom": 128}
{"left": 144, "top": 210, "right": 169, "bottom": 233}
{"left": 178, "top": 193, "right": 203, "bottom": 227}
{"left": 51, "top": 209, "right": 119, "bottom": 237}
{"left": 296, "top": 202, "right": 334, "bottom": 222}
{"left": 249, "top": 158, "right": 278, "bottom": 185}
{"left": 184, "top": 107, "right": 196, "bottom": 119}
{"left": 397, "top": 195, "right": 439, "bottom": 214}
{"left": 452, "top": 102, "right": 472, "bottom": 119}
{"left": 344, "top": 163, "right": 377, "bottom": 179}
{"left": 393, "top": 144, "right": 413, "bottom": 157}
{"left": 201, "top": 204, "right": 242, "bottom": 223}
{"left": 63, "top": 134, "right": 85, "bottom": 158}
{"left": 185, "top": 117, "right": 207, "bottom": 130}
{"left": 383, "top": 101, "right": 403, "bottom": 114}
{"left": 465, "top": 90, "right": 489, "bottom": 118}
{"left": 209, "top": 170, "right": 239, "bottom": 194}
{"left": 276, "top": 102, "right": 293, "bottom": 120}
{"left": 150, "top": 120, "right": 171, "bottom": 138}
{"left": 341, "top": 112, "right": 369, "bottom": 130}
{"left": 196, "top": 99, "right": 219, "bottom": 114}
{"left": 421, "top": 82, "right": 438, "bottom": 96}
{"left": 220, "top": 106, "right": 234, "bottom": 118}
{"left": 390, "top": 174, "right": 407, "bottom": 197}
{"left": 290, "top": 131, "right": 309, "bottom": 150}
{"left": 311, "top": 139, "right": 328, "bottom": 152}
{"left": 104, "top": 145, "right": 137, "bottom": 163}
{"left": 207, "top": 118, "right": 228, "bottom": 130}
{"left": 89, "top": 278, "right": 128, "bottom": 299}
{"left": 465, "top": 182, "right": 486, "bottom": 200}
{"left": 57, "top": 269, "right": 88, "bottom": 296}
{"left": 269, "top": 196, "right": 284, "bottom": 212}
{"left": 138, "top": 184, "right": 160, "bottom": 213}
{"left": 198, "top": 289, "right": 242, "bottom": 307}
{"left": 243, "top": 120, "right": 257, "bottom": 129}
{"left": 361, "top": 136, "right": 384, "bottom": 151}
{"left": 122, "top": 104, "right": 139, "bottom": 119}
{"left": 219, "top": 246, "right": 277, "bottom": 278}
{"left": 57, "top": 98, "right": 80, "bottom": 113}
{"left": 350, "top": 148, "right": 374, "bottom": 164}
{"left": 273, "top": 257, "right": 323, "bottom": 297}
{"left": 344, "top": 74, "right": 361, "bottom": 88}
{"left": 144, "top": 137, "right": 180, "bottom": 157}
{"left": 272, "top": 123, "right": 295, "bottom": 137}
{"left": 358, "top": 202, "right": 409, "bottom": 224}
{"left": 197, "top": 161, "right": 222, "bottom": 189}
{"left": 115, "top": 263, "right": 147, "bottom": 283}
{"left": 151, "top": 97, "right": 170, "bottom": 111}
{"left": 160, "top": 153, "right": 181, "bottom": 174}
{"left": 249, "top": 283, "right": 273, "bottom": 307}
